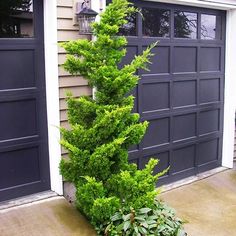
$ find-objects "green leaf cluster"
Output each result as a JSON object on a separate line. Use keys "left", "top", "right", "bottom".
{"left": 59, "top": 0, "right": 186, "bottom": 235}
{"left": 102, "top": 200, "right": 187, "bottom": 236}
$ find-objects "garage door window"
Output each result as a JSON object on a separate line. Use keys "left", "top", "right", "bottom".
{"left": 174, "top": 11, "right": 197, "bottom": 39}
{"left": 201, "top": 14, "right": 220, "bottom": 40}
{"left": 142, "top": 8, "right": 170, "bottom": 37}
{"left": 120, "top": 5, "right": 222, "bottom": 41}
{"left": 119, "top": 12, "right": 137, "bottom": 36}
{"left": 0, "top": 0, "right": 34, "bottom": 38}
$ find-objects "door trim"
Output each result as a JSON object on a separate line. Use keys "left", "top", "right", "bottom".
{"left": 43, "top": 0, "right": 63, "bottom": 195}
{"left": 222, "top": 9, "right": 236, "bottom": 168}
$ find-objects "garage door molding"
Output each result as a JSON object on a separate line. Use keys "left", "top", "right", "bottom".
{"left": 43, "top": 0, "right": 63, "bottom": 195}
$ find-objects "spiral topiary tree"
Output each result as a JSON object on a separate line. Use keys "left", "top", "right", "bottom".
{"left": 60, "top": 0, "right": 185, "bottom": 235}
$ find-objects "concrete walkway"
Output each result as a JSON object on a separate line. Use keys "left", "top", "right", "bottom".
{"left": 0, "top": 197, "right": 96, "bottom": 236}
{"left": 161, "top": 170, "right": 236, "bottom": 236}
{"left": 1, "top": 170, "right": 236, "bottom": 236}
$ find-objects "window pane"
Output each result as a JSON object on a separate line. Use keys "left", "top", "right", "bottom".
{"left": 201, "top": 14, "right": 217, "bottom": 40}
{"left": 174, "top": 11, "right": 197, "bottom": 39}
{"left": 0, "top": 0, "right": 34, "bottom": 38}
{"left": 119, "top": 13, "right": 137, "bottom": 36}
{"left": 142, "top": 8, "right": 170, "bottom": 37}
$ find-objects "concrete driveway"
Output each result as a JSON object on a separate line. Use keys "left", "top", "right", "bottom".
{"left": 161, "top": 170, "right": 236, "bottom": 236}
{"left": 1, "top": 170, "right": 236, "bottom": 236}
{"left": 0, "top": 197, "right": 96, "bottom": 236}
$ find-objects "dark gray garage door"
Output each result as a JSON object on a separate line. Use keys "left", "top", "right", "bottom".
{"left": 118, "top": 1, "right": 226, "bottom": 184}
{"left": 0, "top": 0, "right": 50, "bottom": 202}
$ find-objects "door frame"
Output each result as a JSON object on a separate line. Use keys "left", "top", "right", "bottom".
{"left": 43, "top": 0, "right": 63, "bottom": 195}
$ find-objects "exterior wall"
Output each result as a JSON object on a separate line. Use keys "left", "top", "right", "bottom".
{"left": 57, "top": 0, "right": 92, "bottom": 157}
{"left": 56, "top": 0, "right": 92, "bottom": 199}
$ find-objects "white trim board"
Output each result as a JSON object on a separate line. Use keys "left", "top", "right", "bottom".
{"left": 96, "top": 0, "right": 236, "bottom": 168}
{"left": 43, "top": 0, "right": 63, "bottom": 195}
{"left": 222, "top": 9, "right": 236, "bottom": 168}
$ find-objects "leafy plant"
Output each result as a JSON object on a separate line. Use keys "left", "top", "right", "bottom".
{"left": 59, "top": 0, "right": 186, "bottom": 235}
{"left": 102, "top": 200, "right": 186, "bottom": 236}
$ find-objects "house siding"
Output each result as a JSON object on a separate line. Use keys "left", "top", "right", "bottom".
{"left": 57, "top": 0, "right": 92, "bottom": 158}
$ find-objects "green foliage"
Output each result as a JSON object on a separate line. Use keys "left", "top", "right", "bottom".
{"left": 59, "top": 0, "right": 186, "bottom": 235}
{"left": 75, "top": 177, "right": 106, "bottom": 217}
{"left": 91, "top": 197, "right": 121, "bottom": 225}
{"left": 107, "top": 159, "right": 166, "bottom": 210}
{"left": 61, "top": 0, "right": 155, "bottom": 106}
{"left": 101, "top": 200, "right": 187, "bottom": 236}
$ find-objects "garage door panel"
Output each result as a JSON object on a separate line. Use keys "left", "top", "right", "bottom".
{"left": 173, "top": 80, "right": 197, "bottom": 108}
{"left": 173, "top": 113, "right": 197, "bottom": 142}
{"left": 199, "top": 78, "right": 220, "bottom": 104}
{"left": 141, "top": 82, "right": 170, "bottom": 113}
{"left": 171, "top": 145, "right": 195, "bottom": 173}
{"left": 0, "top": 50, "right": 35, "bottom": 90}
{"left": 0, "top": 146, "right": 40, "bottom": 189}
{"left": 173, "top": 47, "right": 197, "bottom": 73}
{"left": 142, "top": 46, "right": 170, "bottom": 74}
{"left": 199, "top": 109, "right": 220, "bottom": 136}
{"left": 142, "top": 117, "right": 170, "bottom": 148}
{"left": 197, "top": 138, "right": 219, "bottom": 165}
{"left": 200, "top": 47, "right": 221, "bottom": 72}
{"left": 0, "top": 99, "right": 37, "bottom": 141}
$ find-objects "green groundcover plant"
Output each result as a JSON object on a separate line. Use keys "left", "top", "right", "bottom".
{"left": 59, "top": 0, "right": 186, "bottom": 235}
